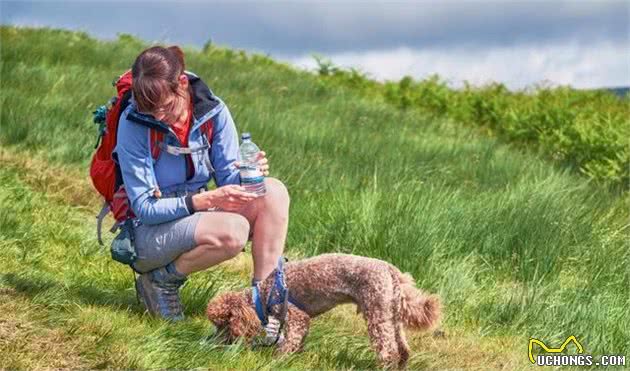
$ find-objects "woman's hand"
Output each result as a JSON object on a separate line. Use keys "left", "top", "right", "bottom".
{"left": 191, "top": 185, "right": 258, "bottom": 212}
{"left": 234, "top": 151, "right": 269, "bottom": 176}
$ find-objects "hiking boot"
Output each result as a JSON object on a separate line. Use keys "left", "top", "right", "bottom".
{"left": 251, "top": 279, "right": 287, "bottom": 346}
{"left": 262, "top": 315, "right": 285, "bottom": 346}
{"left": 135, "top": 263, "right": 187, "bottom": 321}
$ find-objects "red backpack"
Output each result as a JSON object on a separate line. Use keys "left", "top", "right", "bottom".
{"left": 90, "top": 70, "right": 213, "bottom": 244}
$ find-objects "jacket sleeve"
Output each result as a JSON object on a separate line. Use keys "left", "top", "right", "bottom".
{"left": 211, "top": 104, "right": 241, "bottom": 187}
{"left": 115, "top": 110, "right": 192, "bottom": 225}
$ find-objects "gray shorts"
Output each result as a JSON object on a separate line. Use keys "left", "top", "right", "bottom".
{"left": 131, "top": 212, "right": 202, "bottom": 273}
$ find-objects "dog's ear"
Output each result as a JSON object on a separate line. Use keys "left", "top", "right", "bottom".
{"left": 207, "top": 292, "right": 238, "bottom": 327}
{"left": 228, "top": 293, "right": 261, "bottom": 339}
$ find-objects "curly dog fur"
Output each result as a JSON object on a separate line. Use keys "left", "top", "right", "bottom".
{"left": 206, "top": 253, "right": 441, "bottom": 369}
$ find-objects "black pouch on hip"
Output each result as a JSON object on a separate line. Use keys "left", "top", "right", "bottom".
{"left": 111, "top": 219, "right": 137, "bottom": 266}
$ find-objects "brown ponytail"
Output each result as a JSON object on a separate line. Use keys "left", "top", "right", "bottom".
{"left": 131, "top": 45, "right": 187, "bottom": 114}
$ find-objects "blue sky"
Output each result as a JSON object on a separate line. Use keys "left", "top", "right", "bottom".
{"left": 2, "top": 1, "right": 628, "bottom": 89}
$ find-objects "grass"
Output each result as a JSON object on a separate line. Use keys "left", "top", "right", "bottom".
{"left": 315, "top": 60, "right": 630, "bottom": 188}
{"left": 0, "top": 157, "right": 524, "bottom": 370}
{"left": 1, "top": 26, "right": 628, "bottom": 369}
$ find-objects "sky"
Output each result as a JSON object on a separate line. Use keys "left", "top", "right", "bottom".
{"left": 2, "top": 1, "right": 629, "bottom": 90}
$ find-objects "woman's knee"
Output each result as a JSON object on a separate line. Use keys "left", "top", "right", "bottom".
{"left": 234, "top": 178, "right": 290, "bottom": 226}
{"left": 264, "top": 177, "right": 290, "bottom": 204}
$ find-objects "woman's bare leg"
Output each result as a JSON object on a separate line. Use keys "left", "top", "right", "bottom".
{"left": 172, "top": 177, "right": 289, "bottom": 280}
{"left": 174, "top": 212, "right": 250, "bottom": 275}
{"left": 237, "top": 177, "right": 290, "bottom": 281}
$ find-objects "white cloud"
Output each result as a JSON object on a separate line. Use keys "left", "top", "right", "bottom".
{"left": 282, "top": 40, "right": 630, "bottom": 90}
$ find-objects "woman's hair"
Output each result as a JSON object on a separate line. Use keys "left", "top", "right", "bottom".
{"left": 131, "top": 45, "right": 187, "bottom": 114}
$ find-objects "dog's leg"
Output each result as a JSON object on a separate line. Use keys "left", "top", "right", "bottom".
{"left": 277, "top": 305, "right": 310, "bottom": 354}
{"left": 362, "top": 274, "right": 401, "bottom": 368}
{"left": 395, "top": 322, "right": 410, "bottom": 368}
{"left": 390, "top": 268, "right": 410, "bottom": 369}
{"left": 367, "top": 314, "right": 401, "bottom": 368}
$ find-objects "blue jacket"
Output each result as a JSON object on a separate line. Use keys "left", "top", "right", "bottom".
{"left": 114, "top": 72, "right": 240, "bottom": 225}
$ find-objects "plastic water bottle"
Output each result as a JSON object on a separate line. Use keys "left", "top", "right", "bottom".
{"left": 239, "top": 133, "right": 266, "bottom": 195}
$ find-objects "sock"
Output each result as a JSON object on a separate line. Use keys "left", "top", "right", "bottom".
{"left": 165, "top": 262, "right": 187, "bottom": 279}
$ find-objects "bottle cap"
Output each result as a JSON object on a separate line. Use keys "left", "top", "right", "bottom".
{"left": 241, "top": 132, "right": 251, "bottom": 140}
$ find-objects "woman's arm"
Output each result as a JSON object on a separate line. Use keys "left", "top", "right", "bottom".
{"left": 115, "top": 110, "right": 193, "bottom": 225}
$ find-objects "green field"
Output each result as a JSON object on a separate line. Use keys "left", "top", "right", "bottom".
{"left": 1, "top": 26, "right": 628, "bottom": 370}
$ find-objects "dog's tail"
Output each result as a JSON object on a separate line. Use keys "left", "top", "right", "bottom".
{"left": 393, "top": 268, "right": 441, "bottom": 331}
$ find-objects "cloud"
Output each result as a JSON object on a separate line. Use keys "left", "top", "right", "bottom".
{"left": 2, "top": 1, "right": 627, "bottom": 54}
{"left": 2, "top": 1, "right": 628, "bottom": 89}
{"left": 284, "top": 40, "right": 629, "bottom": 90}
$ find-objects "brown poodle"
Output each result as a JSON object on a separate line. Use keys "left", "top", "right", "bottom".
{"left": 206, "top": 253, "right": 441, "bottom": 368}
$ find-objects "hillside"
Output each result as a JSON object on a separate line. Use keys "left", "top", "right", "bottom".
{"left": 1, "top": 26, "right": 628, "bottom": 370}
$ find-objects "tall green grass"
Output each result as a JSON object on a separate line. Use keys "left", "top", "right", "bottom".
{"left": 1, "top": 26, "right": 628, "bottom": 369}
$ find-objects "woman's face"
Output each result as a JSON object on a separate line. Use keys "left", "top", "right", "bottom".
{"left": 144, "top": 74, "right": 189, "bottom": 125}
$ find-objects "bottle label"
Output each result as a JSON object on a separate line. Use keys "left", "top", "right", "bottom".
{"left": 240, "top": 166, "right": 264, "bottom": 184}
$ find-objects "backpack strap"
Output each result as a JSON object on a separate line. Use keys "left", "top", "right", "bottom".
{"left": 151, "top": 118, "right": 215, "bottom": 170}
{"left": 201, "top": 118, "right": 214, "bottom": 173}
{"left": 96, "top": 201, "right": 110, "bottom": 246}
{"left": 150, "top": 129, "right": 164, "bottom": 160}
{"left": 201, "top": 118, "right": 213, "bottom": 139}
